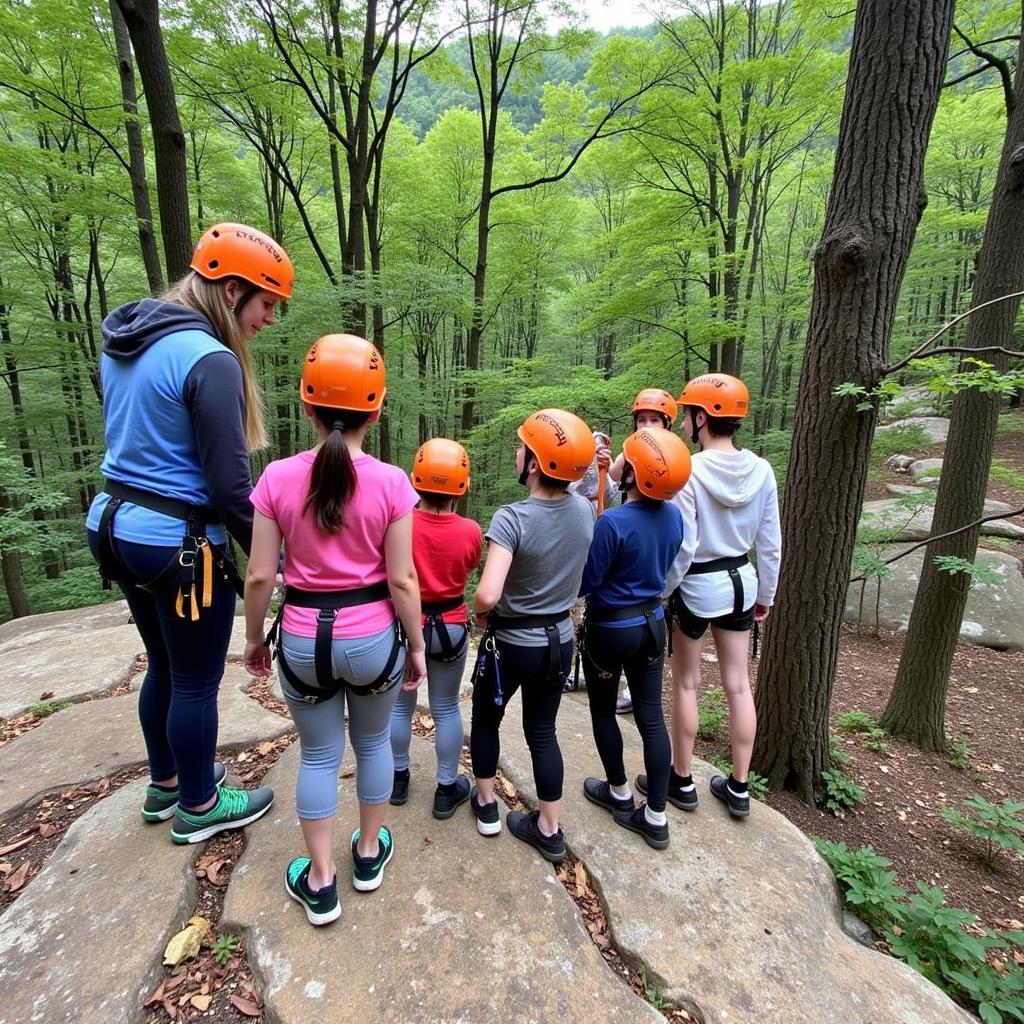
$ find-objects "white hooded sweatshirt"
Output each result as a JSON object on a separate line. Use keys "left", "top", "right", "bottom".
{"left": 664, "top": 449, "right": 781, "bottom": 618}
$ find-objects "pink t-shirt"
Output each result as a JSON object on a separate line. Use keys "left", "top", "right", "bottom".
{"left": 250, "top": 450, "right": 418, "bottom": 639}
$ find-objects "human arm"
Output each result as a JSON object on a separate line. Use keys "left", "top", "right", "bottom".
{"left": 608, "top": 452, "right": 625, "bottom": 483}
{"left": 753, "top": 471, "right": 781, "bottom": 614}
{"left": 242, "top": 510, "right": 281, "bottom": 677}
{"left": 384, "top": 512, "right": 427, "bottom": 691}
{"left": 663, "top": 483, "right": 697, "bottom": 596}
{"left": 578, "top": 516, "right": 616, "bottom": 598}
{"left": 472, "top": 541, "right": 514, "bottom": 627}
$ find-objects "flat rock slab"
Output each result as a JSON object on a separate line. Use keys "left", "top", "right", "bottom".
{"left": 222, "top": 739, "right": 659, "bottom": 1024}
{"left": 0, "top": 600, "right": 131, "bottom": 642}
{"left": 0, "top": 665, "right": 292, "bottom": 822}
{"left": 884, "top": 484, "right": 1018, "bottom": 516}
{"left": 876, "top": 416, "right": 949, "bottom": 443}
{"left": 0, "top": 780, "right": 196, "bottom": 1024}
{"left": 500, "top": 695, "right": 974, "bottom": 1024}
{"left": 861, "top": 498, "right": 1024, "bottom": 541}
{"left": 0, "top": 621, "right": 145, "bottom": 718}
{"left": 910, "top": 458, "right": 944, "bottom": 484}
{"left": 845, "top": 545, "right": 1024, "bottom": 651}
{"left": 880, "top": 387, "right": 942, "bottom": 421}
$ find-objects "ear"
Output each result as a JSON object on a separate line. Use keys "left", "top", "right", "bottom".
{"left": 369, "top": 407, "right": 382, "bottom": 424}
{"left": 223, "top": 279, "right": 239, "bottom": 306}
{"left": 301, "top": 401, "right": 315, "bottom": 421}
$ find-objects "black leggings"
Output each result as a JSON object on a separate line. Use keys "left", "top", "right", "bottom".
{"left": 470, "top": 637, "right": 573, "bottom": 802}
{"left": 583, "top": 618, "right": 671, "bottom": 813}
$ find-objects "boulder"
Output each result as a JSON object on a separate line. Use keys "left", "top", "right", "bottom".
{"left": 876, "top": 416, "right": 949, "bottom": 444}
{"left": 880, "top": 386, "right": 942, "bottom": 421}
{"left": 909, "top": 458, "right": 944, "bottom": 485}
{"left": 885, "top": 483, "right": 1017, "bottom": 515}
{"left": 845, "top": 545, "right": 1024, "bottom": 651}
{"left": 860, "top": 498, "right": 1024, "bottom": 542}
{"left": 0, "top": 600, "right": 130, "bottom": 642}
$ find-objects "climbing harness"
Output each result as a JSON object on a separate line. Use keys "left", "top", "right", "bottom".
{"left": 473, "top": 611, "right": 571, "bottom": 703}
{"left": 422, "top": 595, "right": 470, "bottom": 663}
{"left": 573, "top": 599, "right": 664, "bottom": 688}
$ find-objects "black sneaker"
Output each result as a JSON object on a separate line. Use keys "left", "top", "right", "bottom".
{"left": 507, "top": 809, "right": 565, "bottom": 864}
{"left": 390, "top": 768, "right": 410, "bottom": 806}
{"left": 613, "top": 803, "right": 670, "bottom": 850}
{"left": 583, "top": 777, "right": 635, "bottom": 815}
{"left": 284, "top": 857, "right": 340, "bottom": 926}
{"left": 470, "top": 785, "right": 501, "bottom": 836}
{"left": 637, "top": 772, "right": 698, "bottom": 812}
{"left": 351, "top": 826, "right": 395, "bottom": 892}
{"left": 710, "top": 774, "right": 750, "bottom": 818}
{"left": 142, "top": 762, "right": 227, "bottom": 822}
{"left": 433, "top": 776, "right": 471, "bottom": 820}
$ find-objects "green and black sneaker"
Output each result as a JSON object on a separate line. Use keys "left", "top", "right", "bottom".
{"left": 285, "top": 857, "right": 341, "bottom": 926}
{"left": 351, "top": 826, "right": 394, "bottom": 892}
{"left": 141, "top": 762, "right": 227, "bottom": 823}
{"left": 170, "top": 785, "right": 274, "bottom": 845}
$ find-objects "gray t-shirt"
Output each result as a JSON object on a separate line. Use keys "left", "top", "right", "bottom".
{"left": 486, "top": 493, "right": 595, "bottom": 646}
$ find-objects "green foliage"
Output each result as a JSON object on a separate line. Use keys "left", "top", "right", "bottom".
{"left": 821, "top": 768, "right": 866, "bottom": 816}
{"left": 828, "top": 734, "right": 849, "bottom": 767}
{"left": 996, "top": 414, "right": 1024, "bottom": 437}
{"left": 940, "top": 796, "right": 1024, "bottom": 870}
{"left": 30, "top": 700, "right": 72, "bottom": 718}
{"left": 811, "top": 839, "right": 907, "bottom": 932}
{"left": 697, "top": 687, "right": 727, "bottom": 741}
{"left": 988, "top": 459, "right": 1024, "bottom": 492}
{"left": 933, "top": 556, "right": 1003, "bottom": 589}
{"left": 947, "top": 732, "right": 974, "bottom": 771}
{"left": 705, "top": 755, "right": 768, "bottom": 802}
{"left": 212, "top": 933, "right": 240, "bottom": 964}
{"left": 863, "top": 728, "right": 890, "bottom": 754}
{"left": 836, "top": 710, "right": 876, "bottom": 733}
{"left": 870, "top": 425, "right": 930, "bottom": 459}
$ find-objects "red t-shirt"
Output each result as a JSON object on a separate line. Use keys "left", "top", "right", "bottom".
{"left": 412, "top": 508, "right": 482, "bottom": 624}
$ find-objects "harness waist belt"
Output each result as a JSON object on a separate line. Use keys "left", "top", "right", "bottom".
{"left": 422, "top": 595, "right": 465, "bottom": 616}
{"left": 588, "top": 599, "right": 661, "bottom": 623}
{"left": 686, "top": 554, "right": 749, "bottom": 576}
{"left": 283, "top": 581, "right": 390, "bottom": 610}
{"left": 103, "top": 480, "right": 220, "bottom": 524}
{"left": 488, "top": 611, "right": 570, "bottom": 630}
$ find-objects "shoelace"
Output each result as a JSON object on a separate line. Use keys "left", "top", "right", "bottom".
{"left": 213, "top": 786, "right": 249, "bottom": 817}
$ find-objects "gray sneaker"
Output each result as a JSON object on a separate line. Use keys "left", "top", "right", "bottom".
{"left": 170, "top": 785, "right": 274, "bottom": 844}
{"left": 142, "top": 762, "right": 227, "bottom": 822}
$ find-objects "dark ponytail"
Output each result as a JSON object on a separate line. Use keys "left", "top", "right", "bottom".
{"left": 304, "top": 405, "right": 371, "bottom": 533}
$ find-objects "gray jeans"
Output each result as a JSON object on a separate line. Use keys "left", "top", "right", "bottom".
{"left": 280, "top": 625, "right": 404, "bottom": 819}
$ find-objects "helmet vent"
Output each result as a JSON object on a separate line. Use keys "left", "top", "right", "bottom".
{"left": 263, "top": 274, "right": 281, "bottom": 287}
{"left": 367, "top": 392, "right": 376, "bottom": 402}
{"left": 211, "top": 229, "right": 220, "bottom": 238}
{"left": 208, "top": 259, "right": 219, "bottom": 269}
{"left": 549, "top": 461, "right": 557, "bottom": 470}
{"left": 305, "top": 384, "right": 314, "bottom": 395}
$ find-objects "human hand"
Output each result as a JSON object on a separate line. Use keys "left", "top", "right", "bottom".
{"left": 473, "top": 610, "right": 489, "bottom": 629}
{"left": 402, "top": 648, "right": 428, "bottom": 691}
{"left": 243, "top": 641, "right": 273, "bottom": 678}
{"left": 753, "top": 603, "right": 771, "bottom": 623}
{"left": 595, "top": 446, "right": 611, "bottom": 471}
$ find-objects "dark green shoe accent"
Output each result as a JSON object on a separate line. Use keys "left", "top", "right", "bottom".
{"left": 351, "top": 826, "right": 394, "bottom": 892}
{"left": 169, "top": 784, "right": 274, "bottom": 844}
{"left": 142, "top": 762, "right": 227, "bottom": 822}
{"left": 285, "top": 857, "right": 340, "bottom": 926}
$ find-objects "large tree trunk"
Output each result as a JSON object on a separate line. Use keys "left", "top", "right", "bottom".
{"left": 881, "top": 37, "right": 1024, "bottom": 750}
{"left": 115, "top": 0, "right": 192, "bottom": 281}
{"left": 109, "top": 0, "right": 165, "bottom": 294}
{"left": 752, "top": 0, "right": 954, "bottom": 802}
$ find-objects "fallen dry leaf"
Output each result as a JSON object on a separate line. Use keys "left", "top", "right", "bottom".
{"left": 575, "top": 862, "right": 589, "bottom": 889}
{"left": 143, "top": 981, "right": 166, "bottom": 1007}
{"left": 0, "top": 835, "right": 34, "bottom": 857}
{"left": 1, "top": 860, "right": 32, "bottom": 892}
{"left": 229, "top": 994, "right": 261, "bottom": 1017}
{"left": 190, "top": 993, "right": 212, "bottom": 1011}
{"left": 0, "top": 862, "right": 13, "bottom": 874}
{"left": 38, "top": 823, "right": 58, "bottom": 839}
{"left": 256, "top": 741, "right": 275, "bottom": 756}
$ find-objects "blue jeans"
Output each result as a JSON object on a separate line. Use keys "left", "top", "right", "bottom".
{"left": 86, "top": 529, "right": 236, "bottom": 808}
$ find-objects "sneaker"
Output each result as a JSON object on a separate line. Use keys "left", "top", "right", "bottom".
{"left": 582, "top": 777, "right": 635, "bottom": 815}
{"left": 616, "top": 685, "right": 633, "bottom": 714}
{"left": 169, "top": 785, "right": 274, "bottom": 845}
{"left": 507, "top": 809, "right": 565, "bottom": 864}
{"left": 284, "top": 857, "right": 340, "bottom": 926}
{"left": 433, "top": 776, "right": 471, "bottom": 820}
{"left": 637, "top": 772, "right": 698, "bottom": 812}
{"left": 351, "top": 826, "right": 394, "bottom": 892}
{"left": 390, "top": 768, "right": 410, "bottom": 806}
{"left": 710, "top": 775, "right": 750, "bottom": 819}
{"left": 613, "top": 803, "right": 670, "bottom": 850}
{"left": 142, "top": 762, "right": 227, "bottom": 822}
{"left": 470, "top": 785, "right": 501, "bottom": 836}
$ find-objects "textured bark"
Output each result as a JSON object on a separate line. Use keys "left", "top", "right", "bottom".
{"left": 115, "top": 0, "right": 192, "bottom": 281}
{"left": 109, "top": 0, "right": 164, "bottom": 293}
{"left": 882, "top": 36, "right": 1024, "bottom": 751}
{"left": 752, "top": 0, "right": 954, "bottom": 802}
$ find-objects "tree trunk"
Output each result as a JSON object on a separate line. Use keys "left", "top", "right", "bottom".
{"left": 110, "top": 0, "right": 164, "bottom": 293}
{"left": 881, "top": 37, "right": 1024, "bottom": 750}
{"left": 0, "top": 534, "right": 30, "bottom": 618}
{"left": 115, "top": 0, "right": 192, "bottom": 281}
{"left": 752, "top": 0, "right": 954, "bottom": 802}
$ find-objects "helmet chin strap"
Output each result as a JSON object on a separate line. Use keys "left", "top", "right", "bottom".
{"left": 518, "top": 446, "right": 532, "bottom": 487}
{"left": 618, "top": 467, "right": 634, "bottom": 494}
{"left": 690, "top": 409, "right": 702, "bottom": 446}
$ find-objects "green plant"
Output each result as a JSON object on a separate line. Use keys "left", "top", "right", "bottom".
{"left": 30, "top": 700, "right": 72, "bottom": 718}
{"left": 989, "top": 458, "right": 1024, "bottom": 491}
{"left": 940, "top": 796, "right": 1024, "bottom": 870}
{"left": 829, "top": 734, "right": 849, "bottom": 766}
{"left": 947, "top": 732, "right": 973, "bottom": 771}
{"left": 870, "top": 424, "right": 930, "bottom": 459}
{"left": 996, "top": 413, "right": 1024, "bottom": 436}
{"left": 836, "top": 709, "right": 875, "bottom": 733}
{"left": 933, "top": 555, "right": 1002, "bottom": 589}
{"left": 697, "top": 687, "right": 728, "bottom": 740}
{"left": 705, "top": 755, "right": 769, "bottom": 801}
{"left": 212, "top": 933, "right": 240, "bottom": 964}
{"left": 821, "top": 768, "right": 866, "bottom": 816}
{"left": 863, "top": 728, "right": 890, "bottom": 754}
{"left": 811, "top": 839, "right": 907, "bottom": 933}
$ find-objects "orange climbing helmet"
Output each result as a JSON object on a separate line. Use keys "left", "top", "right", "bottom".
{"left": 517, "top": 409, "right": 596, "bottom": 483}
{"left": 300, "top": 334, "right": 386, "bottom": 412}
{"left": 632, "top": 388, "right": 678, "bottom": 425}
{"left": 678, "top": 373, "right": 749, "bottom": 418}
{"left": 412, "top": 438, "right": 470, "bottom": 496}
{"left": 190, "top": 222, "right": 294, "bottom": 301}
{"left": 622, "top": 428, "right": 692, "bottom": 501}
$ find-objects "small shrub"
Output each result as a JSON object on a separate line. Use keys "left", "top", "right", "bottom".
{"left": 30, "top": 700, "right": 72, "bottom": 718}
{"left": 821, "top": 768, "right": 866, "bottom": 816}
{"left": 836, "top": 709, "right": 875, "bottom": 733}
{"left": 871, "top": 424, "right": 930, "bottom": 459}
{"left": 811, "top": 839, "right": 907, "bottom": 932}
{"left": 213, "top": 933, "right": 240, "bottom": 964}
{"left": 989, "top": 458, "right": 1024, "bottom": 491}
{"left": 829, "top": 734, "right": 850, "bottom": 767}
{"left": 863, "top": 728, "right": 890, "bottom": 754}
{"left": 705, "top": 755, "right": 769, "bottom": 801}
{"left": 947, "top": 732, "right": 973, "bottom": 771}
{"left": 940, "top": 795, "right": 1024, "bottom": 870}
{"left": 697, "top": 687, "right": 728, "bottom": 740}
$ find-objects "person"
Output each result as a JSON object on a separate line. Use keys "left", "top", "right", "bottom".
{"left": 86, "top": 222, "right": 292, "bottom": 843}
{"left": 242, "top": 333, "right": 427, "bottom": 927}
{"left": 470, "top": 410, "right": 596, "bottom": 863}
{"left": 579, "top": 428, "right": 690, "bottom": 849}
{"left": 659, "top": 373, "right": 780, "bottom": 820}
{"left": 568, "top": 430, "right": 617, "bottom": 516}
{"left": 389, "top": 438, "right": 482, "bottom": 817}
{"left": 605, "top": 388, "right": 680, "bottom": 714}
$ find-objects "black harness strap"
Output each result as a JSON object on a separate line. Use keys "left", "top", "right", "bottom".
{"left": 686, "top": 554, "right": 749, "bottom": 617}
{"left": 488, "top": 610, "right": 570, "bottom": 687}
{"left": 422, "top": 595, "right": 469, "bottom": 662}
{"left": 267, "top": 581, "right": 403, "bottom": 705}
{"left": 587, "top": 599, "right": 663, "bottom": 659}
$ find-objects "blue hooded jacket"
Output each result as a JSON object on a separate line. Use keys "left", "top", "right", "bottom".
{"left": 85, "top": 299, "right": 255, "bottom": 552}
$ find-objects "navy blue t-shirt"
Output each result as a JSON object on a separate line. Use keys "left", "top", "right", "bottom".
{"left": 579, "top": 499, "right": 684, "bottom": 627}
